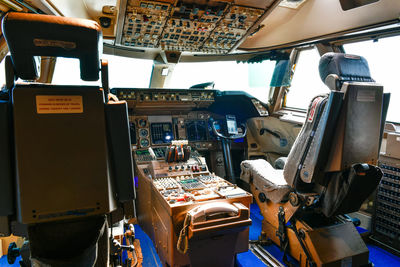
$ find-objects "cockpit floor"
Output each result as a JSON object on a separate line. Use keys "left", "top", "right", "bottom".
{"left": 132, "top": 204, "right": 400, "bottom": 267}
{"left": 1, "top": 205, "right": 399, "bottom": 266}
{"left": 239, "top": 204, "right": 400, "bottom": 267}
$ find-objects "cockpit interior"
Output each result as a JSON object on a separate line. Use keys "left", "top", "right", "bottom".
{"left": 0, "top": 1, "right": 400, "bottom": 267}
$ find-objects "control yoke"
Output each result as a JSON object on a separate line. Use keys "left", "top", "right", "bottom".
{"left": 210, "top": 115, "right": 247, "bottom": 184}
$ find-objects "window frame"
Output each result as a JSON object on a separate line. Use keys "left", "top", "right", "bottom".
{"left": 281, "top": 46, "right": 326, "bottom": 112}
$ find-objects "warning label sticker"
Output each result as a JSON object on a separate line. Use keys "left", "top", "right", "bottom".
{"left": 36, "top": 95, "right": 83, "bottom": 114}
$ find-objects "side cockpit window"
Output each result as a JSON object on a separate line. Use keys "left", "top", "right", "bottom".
{"left": 284, "top": 47, "right": 329, "bottom": 110}
{"left": 344, "top": 36, "right": 400, "bottom": 123}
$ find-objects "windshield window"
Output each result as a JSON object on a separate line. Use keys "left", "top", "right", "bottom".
{"left": 168, "top": 60, "right": 275, "bottom": 103}
{"left": 285, "top": 48, "right": 329, "bottom": 109}
{"left": 344, "top": 36, "right": 400, "bottom": 123}
{"left": 52, "top": 54, "right": 153, "bottom": 88}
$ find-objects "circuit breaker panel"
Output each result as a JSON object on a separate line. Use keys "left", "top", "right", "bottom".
{"left": 372, "top": 155, "right": 400, "bottom": 252}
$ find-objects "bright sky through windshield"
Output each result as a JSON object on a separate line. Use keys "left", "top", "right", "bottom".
{"left": 169, "top": 60, "right": 275, "bottom": 103}
{"left": 345, "top": 37, "right": 400, "bottom": 122}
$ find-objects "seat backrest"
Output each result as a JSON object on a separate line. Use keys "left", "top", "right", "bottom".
{"left": 0, "top": 13, "right": 134, "bottom": 230}
{"left": 12, "top": 84, "right": 115, "bottom": 224}
{"left": 283, "top": 53, "right": 389, "bottom": 191}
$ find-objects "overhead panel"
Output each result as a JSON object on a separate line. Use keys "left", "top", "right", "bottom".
{"left": 120, "top": 0, "right": 273, "bottom": 53}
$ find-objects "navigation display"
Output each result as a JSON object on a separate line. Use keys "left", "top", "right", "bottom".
{"left": 186, "top": 120, "right": 207, "bottom": 141}
{"left": 151, "top": 122, "right": 174, "bottom": 144}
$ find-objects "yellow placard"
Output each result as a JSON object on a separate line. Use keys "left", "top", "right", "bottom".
{"left": 36, "top": 95, "right": 83, "bottom": 114}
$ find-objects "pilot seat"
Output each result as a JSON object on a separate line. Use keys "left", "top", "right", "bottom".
{"left": 0, "top": 13, "right": 135, "bottom": 266}
{"left": 240, "top": 53, "right": 390, "bottom": 267}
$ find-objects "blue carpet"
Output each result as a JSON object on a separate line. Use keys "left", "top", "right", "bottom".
{"left": 1, "top": 205, "right": 399, "bottom": 266}
{"left": 0, "top": 256, "right": 20, "bottom": 267}
{"left": 245, "top": 203, "right": 400, "bottom": 267}
{"left": 134, "top": 224, "right": 162, "bottom": 267}
{"left": 236, "top": 250, "right": 267, "bottom": 267}
{"left": 368, "top": 244, "right": 400, "bottom": 266}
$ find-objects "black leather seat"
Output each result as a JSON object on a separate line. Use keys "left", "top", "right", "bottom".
{"left": 0, "top": 12, "right": 135, "bottom": 266}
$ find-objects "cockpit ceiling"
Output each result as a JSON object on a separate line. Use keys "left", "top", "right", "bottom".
{"left": 39, "top": 0, "right": 400, "bottom": 58}
{"left": 240, "top": 0, "right": 400, "bottom": 51}
{"left": 46, "top": 0, "right": 277, "bottom": 57}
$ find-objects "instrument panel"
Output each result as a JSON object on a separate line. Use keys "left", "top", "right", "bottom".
{"left": 131, "top": 112, "right": 219, "bottom": 149}
{"left": 115, "top": 88, "right": 269, "bottom": 153}
{"left": 113, "top": 88, "right": 215, "bottom": 103}
{"left": 121, "top": 0, "right": 271, "bottom": 53}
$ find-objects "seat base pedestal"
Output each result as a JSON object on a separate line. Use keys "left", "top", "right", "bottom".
{"left": 252, "top": 185, "right": 369, "bottom": 267}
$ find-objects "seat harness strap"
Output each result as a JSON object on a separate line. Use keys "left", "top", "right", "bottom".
{"left": 276, "top": 206, "right": 291, "bottom": 266}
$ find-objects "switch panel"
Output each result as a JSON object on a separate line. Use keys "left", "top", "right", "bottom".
{"left": 121, "top": 0, "right": 267, "bottom": 53}
{"left": 122, "top": 0, "right": 173, "bottom": 48}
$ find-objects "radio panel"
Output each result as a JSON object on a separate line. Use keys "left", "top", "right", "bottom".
{"left": 149, "top": 157, "right": 249, "bottom": 205}
{"left": 136, "top": 152, "right": 252, "bottom": 266}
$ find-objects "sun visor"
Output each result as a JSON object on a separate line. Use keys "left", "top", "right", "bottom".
{"left": 2, "top": 12, "right": 102, "bottom": 81}
{"left": 270, "top": 59, "right": 291, "bottom": 87}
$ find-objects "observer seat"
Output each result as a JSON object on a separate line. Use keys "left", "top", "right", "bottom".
{"left": 0, "top": 12, "right": 135, "bottom": 266}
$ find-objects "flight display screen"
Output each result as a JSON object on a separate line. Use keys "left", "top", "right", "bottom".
{"left": 186, "top": 120, "right": 207, "bottom": 141}
{"left": 150, "top": 123, "right": 174, "bottom": 144}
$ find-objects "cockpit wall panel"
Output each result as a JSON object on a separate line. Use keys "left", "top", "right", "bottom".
{"left": 246, "top": 116, "right": 302, "bottom": 164}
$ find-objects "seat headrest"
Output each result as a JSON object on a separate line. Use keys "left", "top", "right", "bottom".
{"left": 319, "top": 53, "right": 374, "bottom": 90}
{"left": 2, "top": 12, "right": 102, "bottom": 81}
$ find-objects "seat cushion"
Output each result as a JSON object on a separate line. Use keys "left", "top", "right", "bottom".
{"left": 240, "top": 159, "right": 292, "bottom": 203}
